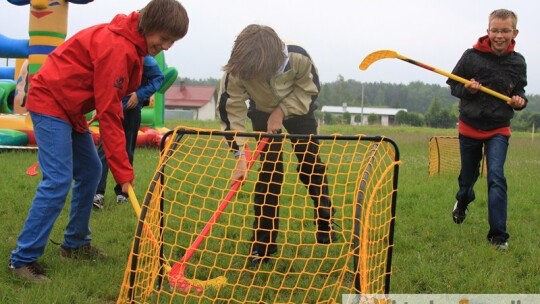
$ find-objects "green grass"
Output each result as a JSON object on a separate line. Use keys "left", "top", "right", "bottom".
{"left": 1, "top": 121, "right": 539, "bottom": 303}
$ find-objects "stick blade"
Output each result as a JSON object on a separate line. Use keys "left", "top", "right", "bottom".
{"left": 359, "top": 50, "right": 398, "bottom": 70}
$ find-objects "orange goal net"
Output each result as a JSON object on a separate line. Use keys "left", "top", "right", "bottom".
{"left": 428, "top": 136, "right": 486, "bottom": 176}
{"left": 117, "top": 127, "right": 401, "bottom": 304}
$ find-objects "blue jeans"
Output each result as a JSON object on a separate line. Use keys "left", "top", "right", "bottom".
{"left": 10, "top": 112, "right": 101, "bottom": 267}
{"left": 456, "top": 134, "right": 509, "bottom": 243}
{"left": 96, "top": 107, "right": 140, "bottom": 196}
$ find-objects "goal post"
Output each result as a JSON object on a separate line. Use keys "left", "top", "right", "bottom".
{"left": 117, "top": 127, "right": 401, "bottom": 304}
{"left": 429, "top": 136, "right": 486, "bottom": 176}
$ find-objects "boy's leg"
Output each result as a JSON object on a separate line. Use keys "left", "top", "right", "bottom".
{"left": 453, "top": 135, "right": 484, "bottom": 224}
{"left": 63, "top": 130, "right": 101, "bottom": 248}
{"left": 248, "top": 110, "right": 282, "bottom": 257}
{"left": 95, "top": 143, "right": 109, "bottom": 196}
{"left": 10, "top": 113, "right": 74, "bottom": 267}
{"left": 456, "top": 135, "right": 484, "bottom": 203}
{"left": 114, "top": 108, "right": 141, "bottom": 198}
{"left": 484, "top": 135, "right": 510, "bottom": 244}
{"left": 284, "top": 115, "right": 335, "bottom": 243}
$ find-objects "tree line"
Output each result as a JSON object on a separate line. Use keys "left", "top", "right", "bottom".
{"left": 178, "top": 76, "right": 540, "bottom": 131}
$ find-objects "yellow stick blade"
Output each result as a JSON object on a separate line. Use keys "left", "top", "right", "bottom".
{"left": 359, "top": 50, "right": 398, "bottom": 70}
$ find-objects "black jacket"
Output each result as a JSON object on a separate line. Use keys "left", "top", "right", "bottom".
{"left": 447, "top": 48, "right": 527, "bottom": 131}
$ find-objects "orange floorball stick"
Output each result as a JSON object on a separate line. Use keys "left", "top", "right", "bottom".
{"left": 359, "top": 49, "right": 512, "bottom": 104}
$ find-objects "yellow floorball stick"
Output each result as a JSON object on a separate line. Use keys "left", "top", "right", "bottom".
{"left": 359, "top": 50, "right": 512, "bottom": 104}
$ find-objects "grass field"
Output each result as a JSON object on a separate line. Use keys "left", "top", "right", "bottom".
{"left": 1, "top": 120, "right": 539, "bottom": 303}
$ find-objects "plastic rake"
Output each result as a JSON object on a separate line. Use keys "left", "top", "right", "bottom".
{"left": 359, "top": 49, "right": 512, "bottom": 104}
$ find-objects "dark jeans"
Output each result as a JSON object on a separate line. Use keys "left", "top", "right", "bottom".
{"left": 247, "top": 110, "right": 333, "bottom": 255}
{"left": 456, "top": 134, "right": 509, "bottom": 243}
{"left": 96, "top": 107, "right": 141, "bottom": 197}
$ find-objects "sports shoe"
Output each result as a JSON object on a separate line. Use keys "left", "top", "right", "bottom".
{"left": 247, "top": 251, "right": 270, "bottom": 269}
{"left": 93, "top": 194, "right": 104, "bottom": 209}
{"left": 452, "top": 200, "right": 467, "bottom": 224}
{"left": 116, "top": 194, "right": 128, "bottom": 204}
{"left": 316, "top": 219, "right": 338, "bottom": 244}
{"left": 59, "top": 244, "right": 107, "bottom": 260}
{"left": 8, "top": 261, "right": 51, "bottom": 282}
{"left": 489, "top": 240, "right": 509, "bottom": 251}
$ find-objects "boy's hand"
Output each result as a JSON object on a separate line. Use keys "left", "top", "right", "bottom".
{"left": 125, "top": 93, "right": 139, "bottom": 109}
{"left": 267, "top": 107, "right": 284, "bottom": 134}
{"left": 465, "top": 78, "right": 481, "bottom": 94}
{"left": 510, "top": 95, "right": 526, "bottom": 109}
{"left": 122, "top": 181, "right": 134, "bottom": 194}
{"left": 231, "top": 155, "right": 247, "bottom": 184}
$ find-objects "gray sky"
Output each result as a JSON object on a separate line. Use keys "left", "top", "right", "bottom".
{"left": 2, "top": 0, "right": 539, "bottom": 94}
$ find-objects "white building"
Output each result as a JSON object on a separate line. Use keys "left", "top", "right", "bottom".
{"left": 320, "top": 104, "right": 407, "bottom": 126}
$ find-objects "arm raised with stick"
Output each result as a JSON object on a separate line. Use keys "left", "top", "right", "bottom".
{"left": 359, "top": 49, "right": 512, "bottom": 104}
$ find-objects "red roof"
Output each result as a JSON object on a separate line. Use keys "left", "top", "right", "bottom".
{"left": 165, "top": 84, "right": 215, "bottom": 108}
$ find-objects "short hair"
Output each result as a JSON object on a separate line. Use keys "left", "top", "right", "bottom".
{"left": 489, "top": 9, "right": 518, "bottom": 29}
{"left": 139, "top": 0, "right": 189, "bottom": 40}
{"left": 223, "top": 24, "right": 286, "bottom": 81}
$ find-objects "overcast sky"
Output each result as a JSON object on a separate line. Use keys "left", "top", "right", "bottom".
{"left": 1, "top": 0, "right": 539, "bottom": 94}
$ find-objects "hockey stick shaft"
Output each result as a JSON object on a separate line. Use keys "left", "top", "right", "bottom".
{"left": 359, "top": 50, "right": 512, "bottom": 103}
{"left": 177, "top": 137, "right": 269, "bottom": 264}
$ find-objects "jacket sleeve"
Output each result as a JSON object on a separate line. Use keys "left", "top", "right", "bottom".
{"left": 446, "top": 50, "right": 479, "bottom": 101}
{"left": 511, "top": 52, "right": 528, "bottom": 110}
{"left": 217, "top": 73, "right": 249, "bottom": 151}
{"left": 136, "top": 56, "right": 164, "bottom": 104}
{"left": 94, "top": 47, "right": 139, "bottom": 185}
{"left": 278, "top": 53, "right": 319, "bottom": 116}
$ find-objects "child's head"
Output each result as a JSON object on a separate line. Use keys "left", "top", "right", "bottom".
{"left": 487, "top": 9, "right": 518, "bottom": 55}
{"left": 489, "top": 9, "right": 518, "bottom": 29}
{"left": 139, "top": 0, "right": 189, "bottom": 55}
{"left": 223, "top": 24, "right": 286, "bottom": 81}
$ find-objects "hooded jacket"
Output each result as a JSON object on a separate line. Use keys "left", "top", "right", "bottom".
{"left": 447, "top": 35, "right": 527, "bottom": 134}
{"left": 26, "top": 11, "right": 147, "bottom": 184}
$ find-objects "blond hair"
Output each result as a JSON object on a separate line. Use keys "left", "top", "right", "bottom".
{"left": 139, "top": 0, "right": 189, "bottom": 40}
{"left": 489, "top": 9, "right": 518, "bottom": 29}
{"left": 223, "top": 24, "right": 286, "bottom": 81}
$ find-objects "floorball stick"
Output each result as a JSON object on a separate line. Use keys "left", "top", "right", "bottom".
{"left": 168, "top": 136, "right": 269, "bottom": 292}
{"left": 359, "top": 49, "right": 512, "bottom": 104}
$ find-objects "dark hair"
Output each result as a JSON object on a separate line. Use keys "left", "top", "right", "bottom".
{"left": 139, "top": 0, "right": 189, "bottom": 40}
{"left": 223, "top": 24, "right": 286, "bottom": 81}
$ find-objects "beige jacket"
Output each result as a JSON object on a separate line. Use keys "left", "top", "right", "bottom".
{"left": 217, "top": 42, "right": 320, "bottom": 150}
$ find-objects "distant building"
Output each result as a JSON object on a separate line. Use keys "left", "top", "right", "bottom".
{"left": 164, "top": 81, "right": 216, "bottom": 120}
{"left": 321, "top": 104, "right": 407, "bottom": 126}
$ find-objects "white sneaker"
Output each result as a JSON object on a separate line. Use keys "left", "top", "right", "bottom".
{"left": 116, "top": 194, "right": 128, "bottom": 204}
{"left": 93, "top": 194, "right": 104, "bottom": 209}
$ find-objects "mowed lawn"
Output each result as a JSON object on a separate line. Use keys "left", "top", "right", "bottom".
{"left": 1, "top": 121, "right": 539, "bottom": 303}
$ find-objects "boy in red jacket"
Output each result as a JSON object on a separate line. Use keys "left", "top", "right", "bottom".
{"left": 8, "top": 0, "right": 189, "bottom": 282}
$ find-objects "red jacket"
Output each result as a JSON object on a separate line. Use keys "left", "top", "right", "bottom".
{"left": 26, "top": 12, "right": 147, "bottom": 185}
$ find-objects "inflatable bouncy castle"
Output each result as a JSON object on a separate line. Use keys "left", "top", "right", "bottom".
{"left": 0, "top": 0, "right": 177, "bottom": 148}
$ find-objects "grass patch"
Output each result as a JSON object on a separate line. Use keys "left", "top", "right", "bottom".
{"left": 1, "top": 121, "right": 539, "bottom": 303}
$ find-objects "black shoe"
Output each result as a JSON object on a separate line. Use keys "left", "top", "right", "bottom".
{"left": 488, "top": 238, "right": 509, "bottom": 251}
{"left": 316, "top": 220, "right": 338, "bottom": 244}
{"left": 452, "top": 200, "right": 467, "bottom": 224}
{"left": 490, "top": 241, "right": 509, "bottom": 251}
{"left": 247, "top": 251, "right": 270, "bottom": 269}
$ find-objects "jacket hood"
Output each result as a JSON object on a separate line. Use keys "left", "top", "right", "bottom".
{"left": 108, "top": 11, "right": 147, "bottom": 56}
{"left": 473, "top": 35, "right": 515, "bottom": 55}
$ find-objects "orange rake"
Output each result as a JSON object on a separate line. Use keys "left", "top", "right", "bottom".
{"left": 168, "top": 137, "right": 269, "bottom": 293}
{"left": 359, "top": 49, "right": 512, "bottom": 104}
